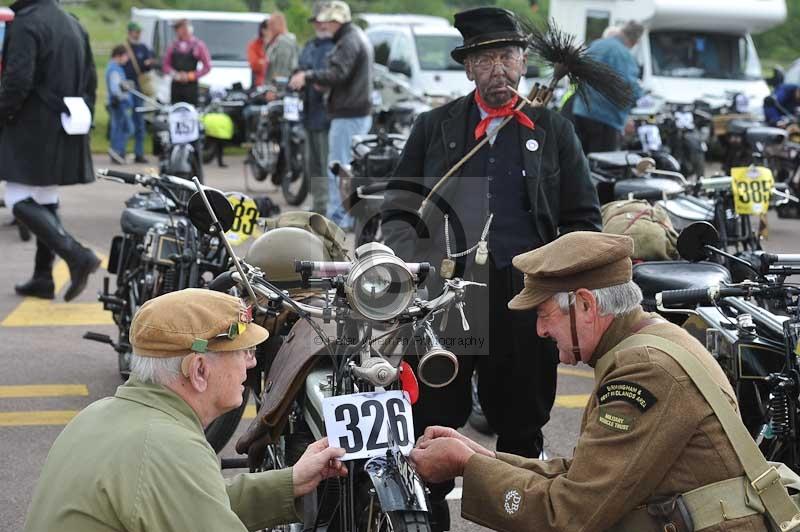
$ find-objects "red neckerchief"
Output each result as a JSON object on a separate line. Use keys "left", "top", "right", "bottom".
{"left": 474, "top": 90, "right": 535, "bottom": 140}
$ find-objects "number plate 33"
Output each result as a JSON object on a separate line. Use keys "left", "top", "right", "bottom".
{"left": 323, "top": 391, "right": 414, "bottom": 461}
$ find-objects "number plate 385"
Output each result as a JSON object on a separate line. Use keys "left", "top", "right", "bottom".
{"left": 323, "top": 391, "right": 414, "bottom": 461}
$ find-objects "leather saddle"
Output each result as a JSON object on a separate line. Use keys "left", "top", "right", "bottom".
{"left": 236, "top": 316, "right": 335, "bottom": 465}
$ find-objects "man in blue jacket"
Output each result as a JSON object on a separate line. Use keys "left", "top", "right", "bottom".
{"left": 765, "top": 83, "right": 800, "bottom": 126}
{"left": 106, "top": 45, "right": 133, "bottom": 165}
{"left": 123, "top": 21, "right": 154, "bottom": 163}
{"left": 573, "top": 21, "right": 643, "bottom": 153}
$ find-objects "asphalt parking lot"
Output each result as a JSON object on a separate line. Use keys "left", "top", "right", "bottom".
{"left": 0, "top": 156, "right": 798, "bottom": 531}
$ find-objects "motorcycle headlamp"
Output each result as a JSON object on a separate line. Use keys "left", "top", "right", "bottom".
{"left": 345, "top": 243, "right": 415, "bottom": 321}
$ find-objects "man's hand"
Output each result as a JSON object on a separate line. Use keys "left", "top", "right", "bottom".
{"left": 417, "top": 426, "right": 495, "bottom": 458}
{"left": 289, "top": 71, "right": 306, "bottom": 90}
{"left": 409, "top": 437, "right": 475, "bottom": 484}
{"left": 292, "top": 437, "right": 348, "bottom": 497}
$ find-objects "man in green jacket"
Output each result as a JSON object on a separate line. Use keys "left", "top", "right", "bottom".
{"left": 23, "top": 288, "right": 347, "bottom": 532}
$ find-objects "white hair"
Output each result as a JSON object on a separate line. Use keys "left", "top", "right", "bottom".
{"left": 552, "top": 281, "right": 643, "bottom": 317}
{"left": 129, "top": 351, "right": 219, "bottom": 385}
{"left": 602, "top": 25, "right": 622, "bottom": 39}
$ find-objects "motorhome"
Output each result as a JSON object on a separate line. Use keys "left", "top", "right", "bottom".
{"left": 130, "top": 8, "right": 268, "bottom": 100}
{"left": 549, "top": 0, "right": 787, "bottom": 113}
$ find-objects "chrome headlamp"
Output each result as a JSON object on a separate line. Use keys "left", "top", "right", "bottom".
{"left": 345, "top": 243, "right": 415, "bottom": 321}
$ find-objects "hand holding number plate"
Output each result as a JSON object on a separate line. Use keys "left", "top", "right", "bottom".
{"left": 323, "top": 391, "right": 414, "bottom": 461}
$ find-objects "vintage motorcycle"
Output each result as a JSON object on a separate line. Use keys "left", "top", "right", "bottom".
{"left": 244, "top": 82, "right": 308, "bottom": 206}
{"left": 127, "top": 86, "right": 205, "bottom": 183}
{"left": 83, "top": 168, "right": 260, "bottom": 452}
{"left": 653, "top": 222, "right": 800, "bottom": 470}
{"left": 185, "top": 186, "right": 483, "bottom": 531}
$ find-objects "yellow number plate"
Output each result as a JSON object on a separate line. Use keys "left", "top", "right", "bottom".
{"left": 225, "top": 193, "right": 262, "bottom": 246}
{"left": 730, "top": 166, "right": 774, "bottom": 215}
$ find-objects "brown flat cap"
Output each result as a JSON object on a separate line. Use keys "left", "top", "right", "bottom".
{"left": 130, "top": 288, "right": 269, "bottom": 358}
{"left": 508, "top": 232, "right": 635, "bottom": 310}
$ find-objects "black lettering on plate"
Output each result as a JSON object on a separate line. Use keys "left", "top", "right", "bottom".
{"left": 596, "top": 380, "right": 657, "bottom": 412}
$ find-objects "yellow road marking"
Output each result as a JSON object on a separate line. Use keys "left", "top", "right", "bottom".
{"left": 2, "top": 256, "right": 114, "bottom": 327}
{"left": 554, "top": 394, "right": 589, "bottom": 408}
{"left": 0, "top": 410, "right": 78, "bottom": 426}
{"left": 557, "top": 367, "right": 593, "bottom": 379}
{"left": 0, "top": 384, "right": 88, "bottom": 398}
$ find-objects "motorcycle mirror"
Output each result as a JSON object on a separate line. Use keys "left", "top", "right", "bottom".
{"left": 633, "top": 157, "right": 657, "bottom": 177}
{"left": 677, "top": 221, "right": 720, "bottom": 262}
{"left": 418, "top": 348, "right": 459, "bottom": 388}
{"left": 187, "top": 189, "right": 235, "bottom": 234}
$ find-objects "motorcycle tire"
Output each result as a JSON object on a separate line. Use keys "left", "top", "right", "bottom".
{"left": 282, "top": 172, "right": 308, "bottom": 206}
{"left": 357, "top": 483, "right": 432, "bottom": 532}
{"left": 205, "top": 385, "right": 250, "bottom": 453}
{"left": 247, "top": 152, "right": 270, "bottom": 182}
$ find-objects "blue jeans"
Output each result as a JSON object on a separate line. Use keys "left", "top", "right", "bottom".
{"left": 131, "top": 95, "right": 146, "bottom": 157}
{"left": 109, "top": 104, "right": 133, "bottom": 156}
{"left": 327, "top": 116, "right": 372, "bottom": 227}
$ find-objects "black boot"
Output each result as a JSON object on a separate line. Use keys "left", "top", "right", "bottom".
{"left": 14, "top": 236, "right": 56, "bottom": 299}
{"left": 12, "top": 199, "right": 101, "bottom": 302}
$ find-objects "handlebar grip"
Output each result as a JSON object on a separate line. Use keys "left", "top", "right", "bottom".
{"left": 659, "top": 286, "right": 750, "bottom": 306}
{"left": 208, "top": 271, "right": 237, "bottom": 293}
{"left": 99, "top": 169, "right": 140, "bottom": 184}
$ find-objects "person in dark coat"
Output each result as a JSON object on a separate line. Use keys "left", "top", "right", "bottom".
{"left": 381, "top": 8, "right": 601, "bottom": 531}
{"left": 0, "top": 0, "right": 101, "bottom": 301}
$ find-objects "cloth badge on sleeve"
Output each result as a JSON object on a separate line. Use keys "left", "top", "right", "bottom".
{"left": 598, "top": 406, "right": 634, "bottom": 433}
{"left": 504, "top": 489, "right": 522, "bottom": 515}
{"left": 597, "top": 380, "right": 657, "bottom": 412}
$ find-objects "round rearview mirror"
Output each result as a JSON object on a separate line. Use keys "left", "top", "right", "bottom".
{"left": 677, "top": 221, "right": 720, "bottom": 262}
{"left": 187, "top": 189, "right": 235, "bottom": 234}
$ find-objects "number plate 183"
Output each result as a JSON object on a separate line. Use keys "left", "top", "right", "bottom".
{"left": 322, "top": 391, "right": 414, "bottom": 461}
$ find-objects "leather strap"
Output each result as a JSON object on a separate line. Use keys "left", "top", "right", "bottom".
{"left": 123, "top": 41, "right": 143, "bottom": 77}
{"left": 614, "top": 333, "right": 800, "bottom": 532}
{"left": 568, "top": 291, "right": 581, "bottom": 359}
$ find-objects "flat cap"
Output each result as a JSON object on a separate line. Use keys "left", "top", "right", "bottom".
{"left": 315, "top": 0, "right": 351, "bottom": 23}
{"left": 508, "top": 232, "right": 635, "bottom": 310}
{"left": 130, "top": 288, "right": 268, "bottom": 358}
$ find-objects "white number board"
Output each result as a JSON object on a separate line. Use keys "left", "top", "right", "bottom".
{"left": 638, "top": 124, "right": 663, "bottom": 152}
{"left": 168, "top": 104, "right": 200, "bottom": 144}
{"left": 323, "top": 390, "right": 414, "bottom": 461}
{"left": 283, "top": 95, "right": 301, "bottom": 122}
{"left": 674, "top": 111, "right": 695, "bottom": 130}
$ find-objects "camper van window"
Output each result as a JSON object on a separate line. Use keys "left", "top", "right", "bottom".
{"left": 390, "top": 34, "right": 415, "bottom": 70}
{"left": 414, "top": 35, "right": 463, "bottom": 71}
{"left": 190, "top": 20, "right": 260, "bottom": 62}
{"left": 650, "top": 31, "right": 761, "bottom": 81}
{"left": 585, "top": 9, "right": 610, "bottom": 44}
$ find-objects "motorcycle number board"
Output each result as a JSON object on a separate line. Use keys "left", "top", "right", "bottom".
{"left": 731, "top": 166, "right": 774, "bottom": 215}
{"left": 168, "top": 105, "right": 200, "bottom": 144}
{"left": 225, "top": 193, "right": 262, "bottom": 246}
{"left": 283, "top": 95, "right": 301, "bottom": 122}
{"left": 323, "top": 390, "right": 414, "bottom": 461}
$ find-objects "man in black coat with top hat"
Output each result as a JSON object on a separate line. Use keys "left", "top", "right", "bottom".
{"left": 382, "top": 8, "right": 601, "bottom": 529}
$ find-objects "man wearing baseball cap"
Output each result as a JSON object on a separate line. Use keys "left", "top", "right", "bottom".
{"left": 123, "top": 21, "right": 155, "bottom": 163}
{"left": 410, "top": 232, "right": 768, "bottom": 531}
{"left": 24, "top": 289, "right": 347, "bottom": 532}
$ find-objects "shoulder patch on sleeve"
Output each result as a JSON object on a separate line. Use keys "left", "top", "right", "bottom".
{"left": 504, "top": 489, "right": 522, "bottom": 516}
{"left": 597, "top": 380, "right": 657, "bottom": 411}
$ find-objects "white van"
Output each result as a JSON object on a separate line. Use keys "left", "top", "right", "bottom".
{"left": 355, "top": 13, "right": 450, "bottom": 29}
{"left": 366, "top": 24, "right": 541, "bottom": 101}
{"left": 549, "top": 0, "right": 786, "bottom": 113}
{"left": 130, "top": 8, "right": 268, "bottom": 100}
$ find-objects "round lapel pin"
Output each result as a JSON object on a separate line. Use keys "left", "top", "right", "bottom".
{"left": 526, "top": 139, "right": 539, "bottom": 152}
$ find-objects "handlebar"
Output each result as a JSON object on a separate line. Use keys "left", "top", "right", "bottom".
{"left": 294, "top": 260, "right": 428, "bottom": 278}
{"left": 657, "top": 285, "right": 753, "bottom": 307}
{"left": 96, "top": 168, "right": 203, "bottom": 194}
{"left": 97, "top": 168, "right": 143, "bottom": 185}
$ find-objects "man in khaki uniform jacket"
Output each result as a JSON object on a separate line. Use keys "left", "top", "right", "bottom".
{"left": 24, "top": 289, "right": 347, "bottom": 532}
{"left": 410, "top": 232, "right": 769, "bottom": 532}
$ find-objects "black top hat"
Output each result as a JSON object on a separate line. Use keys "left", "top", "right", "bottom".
{"left": 451, "top": 7, "right": 529, "bottom": 64}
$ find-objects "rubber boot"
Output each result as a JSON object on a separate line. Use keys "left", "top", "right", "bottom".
{"left": 14, "top": 237, "right": 56, "bottom": 298}
{"left": 12, "top": 199, "right": 101, "bottom": 302}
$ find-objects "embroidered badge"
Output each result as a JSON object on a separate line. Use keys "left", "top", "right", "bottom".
{"left": 598, "top": 406, "right": 634, "bottom": 433}
{"left": 504, "top": 489, "right": 522, "bottom": 515}
{"left": 597, "top": 380, "right": 657, "bottom": 412}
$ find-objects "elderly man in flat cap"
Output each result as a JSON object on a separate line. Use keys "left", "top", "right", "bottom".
{"left": 381, "top": 7, "right": 601, "bottom": 529}
{"left": 24, "top": 289, "right": 347, "bottom": 532}
{"left": 410, "top": 232, "right": 769, "bottom": 532}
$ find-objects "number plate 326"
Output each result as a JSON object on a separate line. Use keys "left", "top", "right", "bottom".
{"left": 323, "top": 391, "right": 414, "bottom": 461}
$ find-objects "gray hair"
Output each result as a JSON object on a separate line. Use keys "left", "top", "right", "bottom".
{"left": 602, "top": 25, "right": 622, "bottom": 39}
{"left": 129, "top": 351, "right": 219, "bottom": 385}
{"left": 552, "top": 281, "right": 643, "bottom": 317}
{"left": 621, "top": 21, "right": 644, "bottom": 45}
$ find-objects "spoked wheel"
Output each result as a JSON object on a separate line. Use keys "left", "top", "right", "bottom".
{"left": 204, "top": 386, "right": 250, "bottom": 453}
